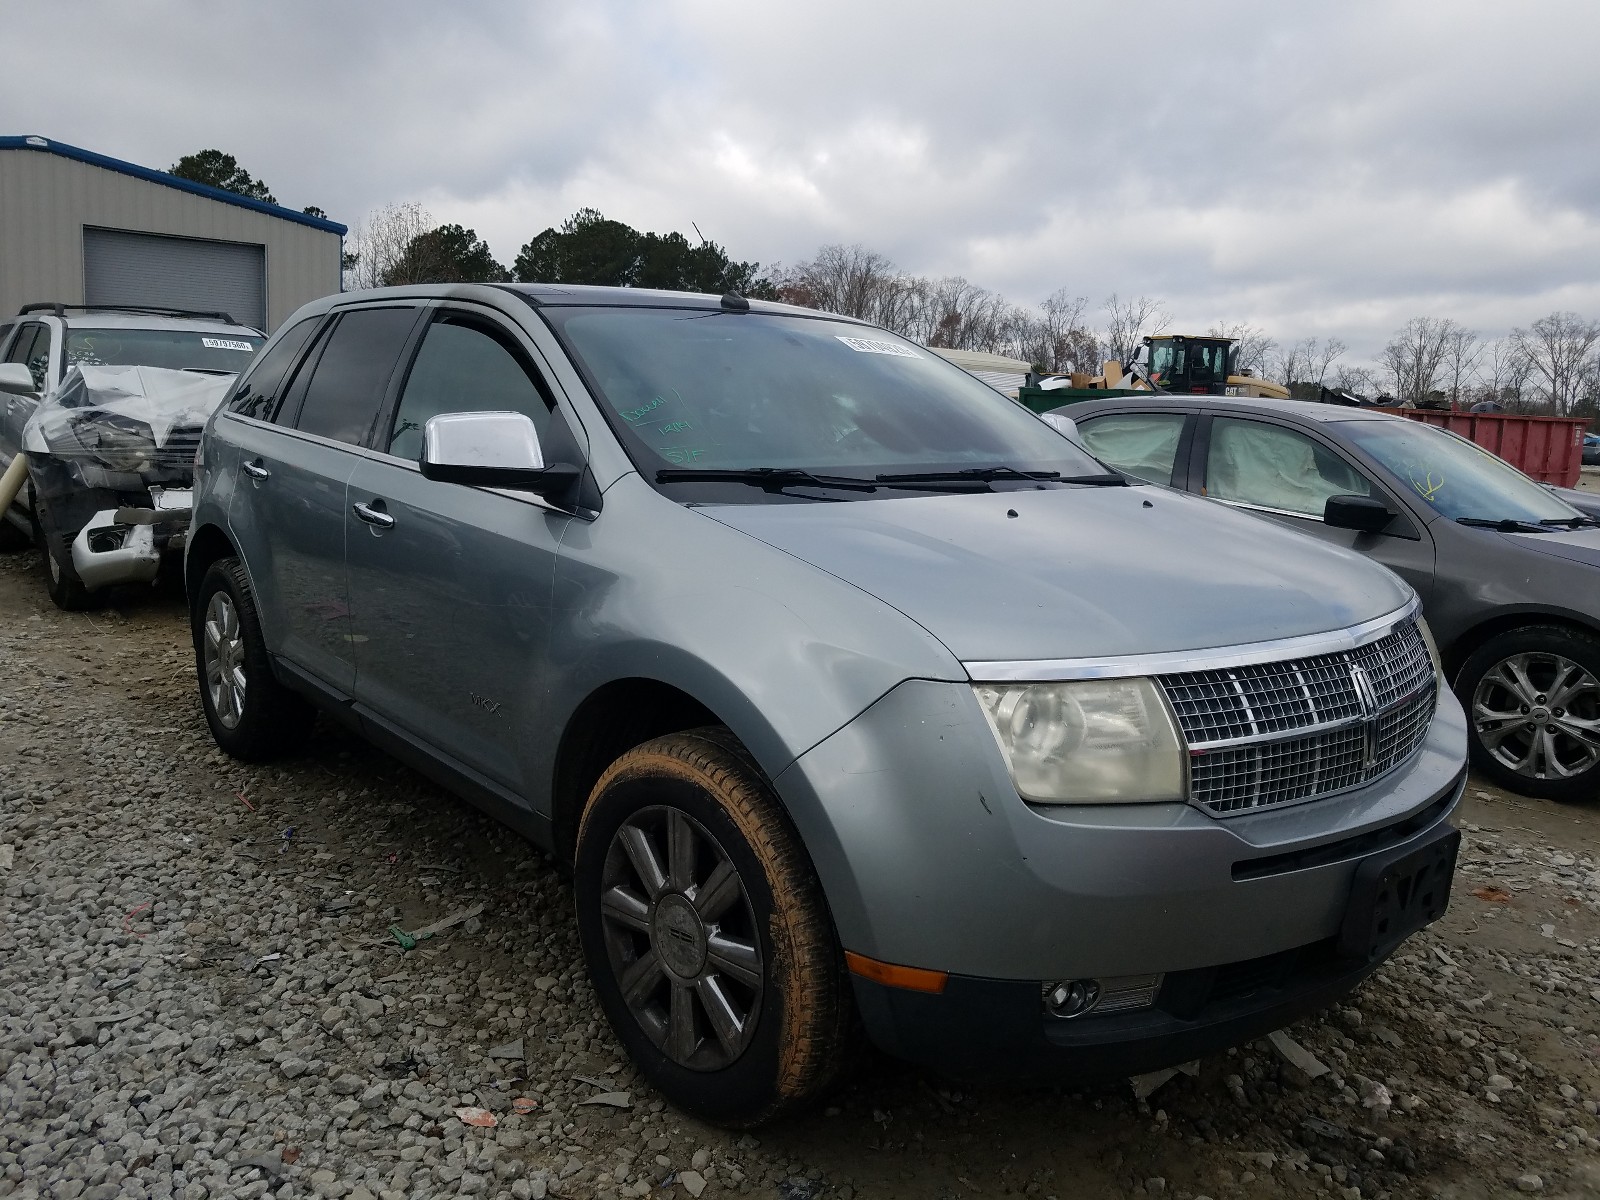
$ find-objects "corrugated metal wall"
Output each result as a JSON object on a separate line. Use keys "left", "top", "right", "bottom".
{"left": 0, "top": 148, "right": 342, "bottom": 331}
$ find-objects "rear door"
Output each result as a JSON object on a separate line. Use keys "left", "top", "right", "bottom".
{"left": 1072, "top": 409, "right": 1197, "bottom": 488}
{"left": 223, "top": 304, "right": 424, "bottom": 692}
{"left": 1194, "top": 413, "right": 1437, "bottom": 601}
{"left": 344, "top": 305, "right": 576, "bottom": 793}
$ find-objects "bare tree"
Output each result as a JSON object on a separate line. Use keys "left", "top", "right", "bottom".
{"left": 1311, "top": 338, "right": 1347, "bottom": 387}
{"left": 1380, "top": 317, "right": 1460, "bottom": 407}
{"left": 774, "top": 244, "right": 904, "bottom": 324}
{"left": 1512, "top": 311, "right": 1600, "bottom": 415}
{"left": 1030, "top": 290, "right": 1092, "bottom": 373}
{"left": 1101, "top": 294, "right": 1169, "bottom": 364}
{"left": 1209, "top": 322, "right": 1276, "bottom": 376}
{"left": 1332, "top": 364, "right": 1379, "bottom": 396}
{"left": 1440, "top": 326, "right": 1483, "bottom": 407}
{"left": 344, "top": 202, "right": 436, "bottom": 290}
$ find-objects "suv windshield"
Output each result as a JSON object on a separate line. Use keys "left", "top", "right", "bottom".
{"left": 542, "top": 307, "right": 1105, "bottom": 491}
{"left": 1344, "top": 419, "right": 1582, "bottom": 524}
{"left": 65, "top": 328, "right": 262, "bottom": 375}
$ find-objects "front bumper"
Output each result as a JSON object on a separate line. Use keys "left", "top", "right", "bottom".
{"left": 68, "top": 490, "right": 192, "bottom": 590}
{"left": 854, "top": 933, "right": 1379, "bottom": 1085}
{"left": 773, "top": 677, "right": 1468, "bottom": 1078}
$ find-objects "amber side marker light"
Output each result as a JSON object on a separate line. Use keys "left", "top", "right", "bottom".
{"left": 844, "top": 951, "right": 949, "bottom": 994}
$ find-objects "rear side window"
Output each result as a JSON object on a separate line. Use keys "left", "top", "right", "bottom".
{"left": 1078, "top": 413, "right": 1187, "bottom": 485}
{"left": 387, "top": 316, "right": 551, "bottom": 460}
{"left": 230, "top": 317, "right": 321, "bottom": 420}
{"left": 293, "top": 307, "right": 419, "bottom": 446}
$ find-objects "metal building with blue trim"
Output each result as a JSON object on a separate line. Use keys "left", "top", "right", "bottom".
{"left": 0, "top": 136, "right": 347, "bottom": 332}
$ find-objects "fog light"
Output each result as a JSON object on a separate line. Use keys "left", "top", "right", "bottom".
{"left": 1044, "top": 979, "right": 1101, "bottom": 1018}
{"left": 1042, "top": 973, "right": 1164, "bottom": 1019}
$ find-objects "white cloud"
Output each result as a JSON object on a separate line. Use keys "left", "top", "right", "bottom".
{"left": 6, "top": 0, "right": 1600, "bottom": 363}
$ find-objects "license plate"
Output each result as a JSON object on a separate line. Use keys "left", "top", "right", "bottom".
{"left": 1337, "top": 823, "right": 1460, "bottom": 962}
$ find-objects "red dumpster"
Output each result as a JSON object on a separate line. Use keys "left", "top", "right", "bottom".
{"left": 1373, "top": 409, "right": 1587, "bottom": 488}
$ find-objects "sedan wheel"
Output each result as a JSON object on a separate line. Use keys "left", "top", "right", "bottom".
{"left": 203, "top": 591, "right": 248, "bottom": 730}
{"left": 599, "top": 806, "right": 763, "bottom": 1071}
{"left": 1458, "top": 625, "right": 1600, "bottom": 801}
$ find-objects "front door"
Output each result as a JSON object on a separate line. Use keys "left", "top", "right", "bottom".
{"left": 1198, "top": 414, "right": 1437, "bottom": 601}
{"left": 224, "top": 304, "right": 423, "bottom": 692}
{"left": 344, "top": 308, "right": 574, "bottom": 794}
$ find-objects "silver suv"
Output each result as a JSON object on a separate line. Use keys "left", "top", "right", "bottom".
{"left": 188, "top": 284, "right": 1468, "bottom": 1125}
{"left": 0, "top": 304, "right": 263, "bottom": 607}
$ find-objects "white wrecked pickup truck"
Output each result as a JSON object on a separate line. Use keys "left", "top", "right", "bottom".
{"left": 21, "top": 365, "right": 236, "bottom": 610}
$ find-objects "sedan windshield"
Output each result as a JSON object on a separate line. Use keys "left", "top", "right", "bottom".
{"left": 1343, "top": 419, "right": 1583, "bottom": 524}
{"left": 65, "top": 328, "right": 262, "bottom": 375}
{"left": 542, "top": 307, "right": 1106, "bottom": 491}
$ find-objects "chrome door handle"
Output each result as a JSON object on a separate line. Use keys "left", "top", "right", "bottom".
{"left": 352, "top": 501, "right": 395, "bottom": 529}
{"left": 242, "top": 460, "right": 270, "bottom": 480}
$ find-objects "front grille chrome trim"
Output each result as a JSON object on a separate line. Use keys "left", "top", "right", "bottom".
{"left": 963, "top": 597, "right": 1421, "bottom": 683}
{"left": 1163, "top": 618, "right": 1437, "bottom": 817}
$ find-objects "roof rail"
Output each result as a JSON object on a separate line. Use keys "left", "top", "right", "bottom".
{"left": 17, "top": 302, "right": 239, "bottom": 324}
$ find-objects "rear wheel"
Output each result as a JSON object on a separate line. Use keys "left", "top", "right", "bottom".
{"left": 193, "top": 557, "right": 314, "bottom": 760}
{"left": 1457, "top": 625, "right": 1600, "bottom": 801}
{"left": 574, "top": 728, "right": 853, "bottom": 1126}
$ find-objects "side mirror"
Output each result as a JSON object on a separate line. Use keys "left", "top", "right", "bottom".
{"left": 1042, "top": 412, "right": 1089, "bottom": 448}
{"left": 1324, "top": 494, "right": 1394, "bottom": 533}
{"left": 0, "top": 363, "right": 38, "bottom": 396}
{"left": 421, "top": 411, "right": 581, "bottom": 503}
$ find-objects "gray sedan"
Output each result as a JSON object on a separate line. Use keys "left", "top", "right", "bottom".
{"left": 1063, "top": 396, "right": 1600, "bottom": 802}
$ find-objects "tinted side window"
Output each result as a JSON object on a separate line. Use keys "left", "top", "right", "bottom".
{"left": 387, "top": 317, "right": 551, "bottom": 460}
{"left": 1078, "top": 413, "right": 1186, "bottom": 486}
{"left": 229, "top": 317, "right": 322, "bottom": 420}
{"left": 5, "top": 324, "right": 48, "bottom": 390}
{"left": 1206, "top": 417, "right": 1373, "bottom": 518}
{"left": 294, "top": 308, "right": 419, "bottom": 446}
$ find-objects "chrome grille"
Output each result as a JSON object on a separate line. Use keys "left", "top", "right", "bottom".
{"left": 1161, "top": 620, "right": 1436, "bottom": 815}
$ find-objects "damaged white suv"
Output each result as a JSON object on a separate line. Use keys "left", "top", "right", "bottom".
{"left": 0, "top": 304, "right": 262, "bottom": 609}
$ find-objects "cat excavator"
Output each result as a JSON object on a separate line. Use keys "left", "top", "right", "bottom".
{"left": 1018, "top": 332, "right": 1290, "bottom": 413}
{"left": 1075, "top": 333, "right": 1289, "bottom": 398}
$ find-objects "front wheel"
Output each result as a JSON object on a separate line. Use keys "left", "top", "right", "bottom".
{"left": 1457, "top": 625, "right": 1600, "bottom": 801}
{"left": 32, "top": 493, "right": 103, "bottom": 611}
{"left": 574, "top": 729, "right": 853, "bottom": 1126}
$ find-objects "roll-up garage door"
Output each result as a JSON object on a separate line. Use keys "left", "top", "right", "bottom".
{"left": 83, "top": 228, "right": 266, "bottom": 331}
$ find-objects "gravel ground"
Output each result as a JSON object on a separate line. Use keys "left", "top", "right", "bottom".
{"left": 1, "top": 548, "right": 1598, "bottom": 1200}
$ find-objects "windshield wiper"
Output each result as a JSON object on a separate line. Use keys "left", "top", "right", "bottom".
{"left": 1456, "top": 517, "right": 1550, "bottom": 533}
{"left": 1539, "top": 515, "right": 1600, "bottom": 529}
{"left": 874, "top": 466, "right": 1130, "bottom": 488}
{"left": 655, "top": 467, "right": 880, "bottom": 492}
{"left": 874, "top": 466, "right": 1063, "bottom": 485}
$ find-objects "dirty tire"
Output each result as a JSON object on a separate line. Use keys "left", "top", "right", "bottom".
{"left": 33, "top": 493, "right": 103, "bottom": 612}
{"left": 575, "top": 727, "right": 854, "bottom": 1126}
{"left": 1456, "top": 623, "right": 1600, "bottom": 803}
{"left": 192, "top": 556, "right": 314, "bottom": 761}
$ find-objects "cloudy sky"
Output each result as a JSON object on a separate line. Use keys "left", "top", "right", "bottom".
{"left": 7, "top": 0, "right": 1600, "bottom": 364}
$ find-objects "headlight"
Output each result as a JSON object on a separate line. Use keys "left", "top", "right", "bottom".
{"left": 973, "top": 677, "right": 1187, "bottom": 804}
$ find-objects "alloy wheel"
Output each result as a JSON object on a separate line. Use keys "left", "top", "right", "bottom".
{"left": 597, "top": 805, "right": 764, "bottom": 1071}
{"left": 203, "top": 592, "right": 248, "bottom": 730}
{"left": 1472, "top": 651, "right": 1600, "bottom": 781}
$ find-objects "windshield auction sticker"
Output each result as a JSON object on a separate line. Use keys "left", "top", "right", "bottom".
{"left": 202, "top": 338, "right": 255, "bottom": 352}
{"left": 836, "top": 336, "right": 920, "bottom": 358}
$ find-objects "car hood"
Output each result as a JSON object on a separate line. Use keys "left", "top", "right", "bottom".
{"left": 1504, "top": 525, "right": 1600, "bottom": 569}
{"left": 701, "top": 485, "right": 1413, "bottom": 664}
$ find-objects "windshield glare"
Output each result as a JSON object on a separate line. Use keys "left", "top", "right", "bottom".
{"left": 545, "top": 308, "right": 1106, "bottom": 486}
{"left": 1344, "top": 419, "right": 1582, "bottom": 524}
{"left": 66, "top": 328, "right": 262, "bottom": 375}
